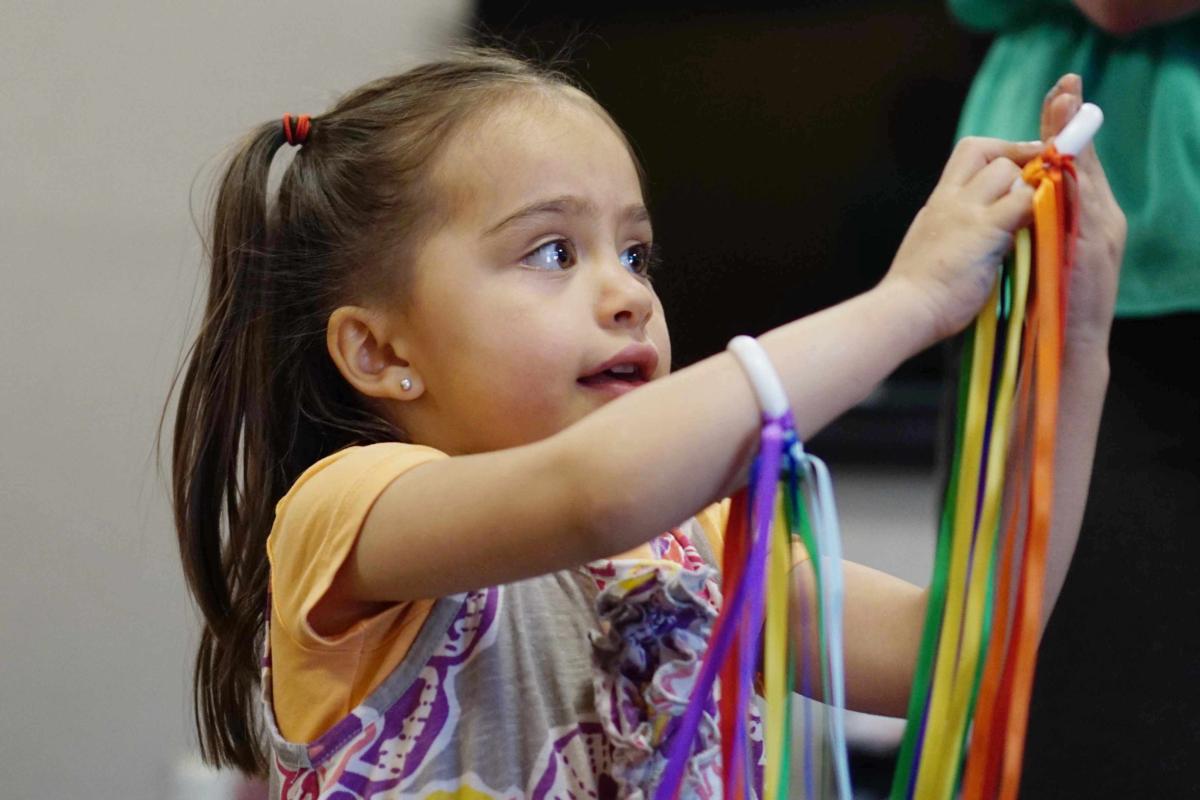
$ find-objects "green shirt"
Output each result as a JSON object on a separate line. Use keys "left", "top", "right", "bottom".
{"left": 951, "top": 0, "right": 1200, "bottom": 316}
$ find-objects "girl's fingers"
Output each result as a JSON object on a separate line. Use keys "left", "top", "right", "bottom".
{"left": 963, "top": 156, "right": 1025, "bottom": 203}
{"left": 938, "top": 137, "right": 1045, "bottom": 189}
{"left": 1041, "top": 74, "right": 1083, "bottom": 142}
{"left": 1041, "top": 74, "right": 1119, "bottom": 218}
{"left": 1045, "top": 94, "right": 1081, "bottom": 152}
{"left": 987, "top": 179, "right": 1036, "bottom": 232}
{"left": 1076, "top": 141, "right": 1111, "bottom": 197}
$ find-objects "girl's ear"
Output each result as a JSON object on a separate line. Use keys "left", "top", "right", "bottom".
{"left": 326, "top": 306, "right": 424, "bottom": 401}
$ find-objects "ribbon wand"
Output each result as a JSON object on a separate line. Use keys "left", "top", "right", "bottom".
{"left": 960, "top": 102, "right": 1104, "bottom": 800}
{"left": 890, "top": 102, "right": 1103, "bottom": 800}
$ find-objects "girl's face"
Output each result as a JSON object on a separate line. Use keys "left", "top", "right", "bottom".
{"left": 392, "top": 94, "right": 671, "bottom": 455}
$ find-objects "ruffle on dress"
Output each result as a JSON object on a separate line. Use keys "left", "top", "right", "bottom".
{"left": 585, "top": 528, "right": 730, "bottom": 799}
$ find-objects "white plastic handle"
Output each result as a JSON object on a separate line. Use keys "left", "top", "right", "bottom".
{"left": 727, "top": 335, "right": 790, "bottom": 418}
{"left": 1055, "top": 102, "right": 1104, "bottom": 157}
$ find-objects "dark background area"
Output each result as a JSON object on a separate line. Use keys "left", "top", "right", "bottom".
{"left": 476, "top": 0, "right": 993, "bottom": 465}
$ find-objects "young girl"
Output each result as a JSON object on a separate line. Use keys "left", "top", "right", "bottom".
{"left": 169, "top": 48, "right": 1123, "bottom": 798}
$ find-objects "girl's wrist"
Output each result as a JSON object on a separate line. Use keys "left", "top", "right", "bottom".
{"left": 1064, "top": 314, "right": 1114, "bottom": 355}
{"left": 1062, "top": 337, "right": 1111, "bottom": 381}
{"left": 870, "top": 275, "right": 944, "bottom": 355}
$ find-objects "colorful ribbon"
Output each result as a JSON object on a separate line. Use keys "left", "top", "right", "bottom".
{"left": 657, "top": 408, "right": 851, "bottom": 799}
{"left": 889, "top": 143, "right": 1080, "bottom": 800}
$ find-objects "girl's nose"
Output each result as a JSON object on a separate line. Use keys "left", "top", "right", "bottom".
{"left": 595, "top": 257, "right": 654, "bottom": 329}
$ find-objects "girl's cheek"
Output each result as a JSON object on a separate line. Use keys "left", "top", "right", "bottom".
{"left": 652, "top": 310, "right": 672, "bottom": 374}
{"left": 481, "top": 331, "right": 574, "bottom": 393}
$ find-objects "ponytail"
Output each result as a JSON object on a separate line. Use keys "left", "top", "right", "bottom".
{"left": 171, "top": 121, "right": 288, "bottom": 773}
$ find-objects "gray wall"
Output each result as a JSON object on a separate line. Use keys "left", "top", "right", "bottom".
{"left": 0, "top": 3, "right": 938, "bottom": 798}
{"left": 1, "top": 3, "right": 469, "bottom": 797}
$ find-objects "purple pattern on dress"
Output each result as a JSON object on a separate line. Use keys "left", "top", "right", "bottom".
{"left": 271, "top": 588, "right": 499, "bottom": 798}
{"left": 529, "top": 721, "right": 617, "bottom": 799}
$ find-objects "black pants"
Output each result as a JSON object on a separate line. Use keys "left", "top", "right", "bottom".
{"left": 1014, "top": 314, "right": 1200, "bottom": 798}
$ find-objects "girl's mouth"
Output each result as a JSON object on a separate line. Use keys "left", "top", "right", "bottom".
{"left": 578, "top": 370, "right": 647, "bottom": 397}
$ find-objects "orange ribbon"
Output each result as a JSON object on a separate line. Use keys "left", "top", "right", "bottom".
{"left": 960, "top": 146, "right": 1078, "bottom": 800}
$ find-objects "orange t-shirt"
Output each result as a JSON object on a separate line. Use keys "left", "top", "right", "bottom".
{"left": 266, "top": 442, "right": 753, "bottom": 743}
{"left": 266, "top": 443, "right": 448, "bottom": 742}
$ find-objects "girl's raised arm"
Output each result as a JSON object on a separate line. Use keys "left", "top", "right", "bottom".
{"left": 331, "top": 137, "right": 1041, "bottom": 610}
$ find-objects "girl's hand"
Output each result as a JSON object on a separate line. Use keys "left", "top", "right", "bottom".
{"left": 1043, "top": 74, "right": 1127, "bottom": 354}
{"left": 883, "top": 137, "right": 1044, "bottom": 343}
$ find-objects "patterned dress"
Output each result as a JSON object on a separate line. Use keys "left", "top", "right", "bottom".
{"left": 263, "top": 522, "right": 764, "bottom": 799}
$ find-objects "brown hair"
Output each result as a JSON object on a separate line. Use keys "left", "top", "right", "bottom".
{"left": 164, "top": 45, "right": 648, "bottom": 774}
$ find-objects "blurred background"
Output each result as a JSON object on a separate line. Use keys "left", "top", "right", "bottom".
{"left": 1, "top": 1, "right": 997, "bottom": 796}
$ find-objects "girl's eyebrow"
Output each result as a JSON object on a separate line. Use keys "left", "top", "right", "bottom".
{"left": 484, "top": 194, "right": 651, "bottom": 237}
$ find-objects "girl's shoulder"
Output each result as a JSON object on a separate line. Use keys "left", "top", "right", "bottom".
{"left": 266, "top": 442, "right": 449, "bottom": 638}
{"left": 268, "top": 440, "right": 449, "bottom": 555}
{"left": 274, "top": 441, "right": 449, "bottom": 517}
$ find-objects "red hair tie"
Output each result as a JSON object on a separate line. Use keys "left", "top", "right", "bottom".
{"left": 281, "top": 114, "right": 311, "bottom": 146}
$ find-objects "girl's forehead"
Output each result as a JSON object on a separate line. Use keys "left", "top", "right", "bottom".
{"left": 433, "top": 96, "right": 644, "bottom": 233}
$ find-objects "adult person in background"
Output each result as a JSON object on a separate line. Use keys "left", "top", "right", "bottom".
{"left": 947, "top": 2, "right": 1200, "bottom": 797}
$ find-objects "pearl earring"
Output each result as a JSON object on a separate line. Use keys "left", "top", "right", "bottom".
{"left": 400, "top": 378, "right": 413, "bottom": 392}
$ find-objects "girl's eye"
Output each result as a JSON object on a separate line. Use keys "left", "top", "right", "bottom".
{"left": 621, "top": 243, "right": 657, "bottom": 276}
{"left": 521, "top": 240, "right": 576, "bottom": 271}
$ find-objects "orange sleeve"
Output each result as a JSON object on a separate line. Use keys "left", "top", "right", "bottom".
{"left": 267, "top": 441, "right": 449, "bottom": 650}
{"left": 266, "top": 442, "right": 449, "bottom": 742}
